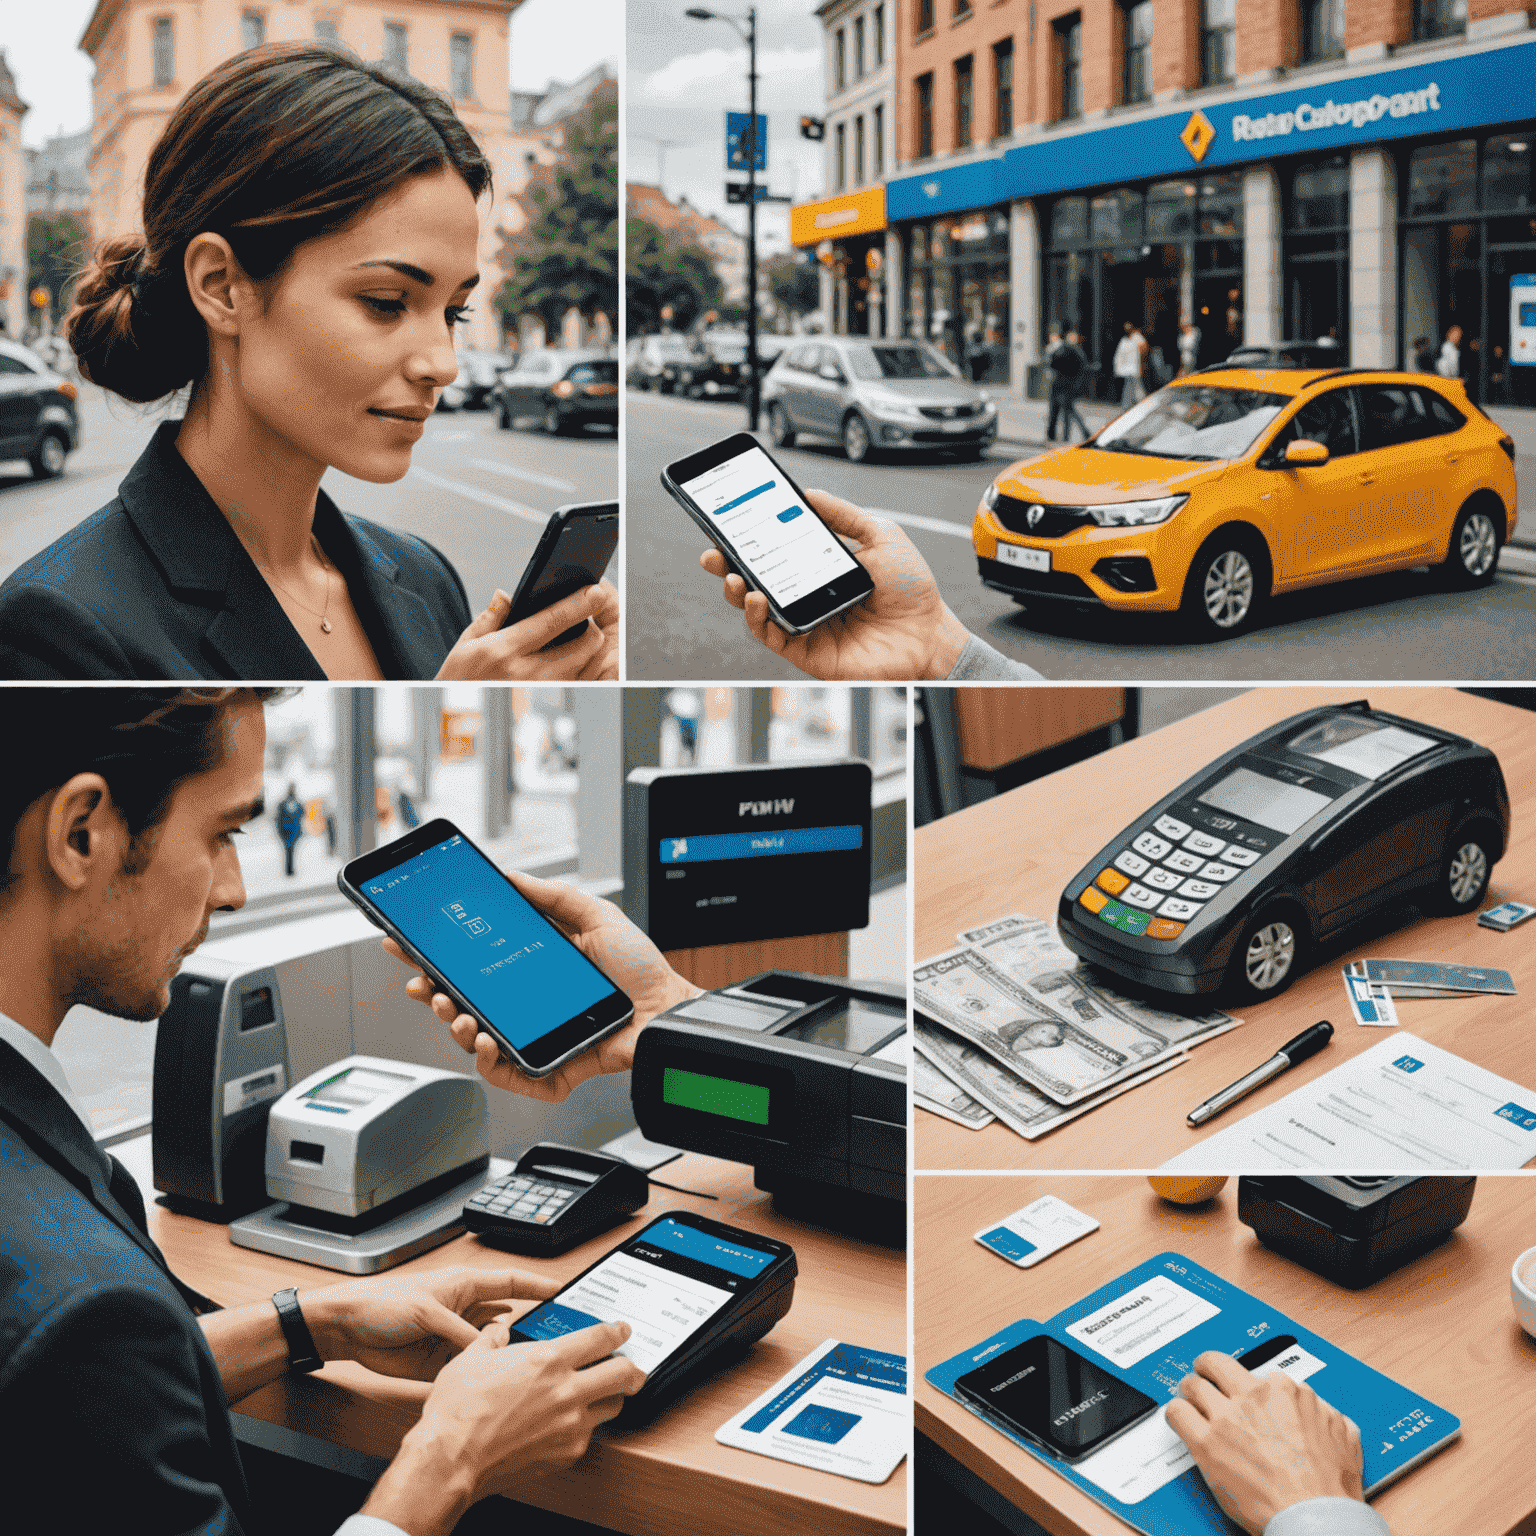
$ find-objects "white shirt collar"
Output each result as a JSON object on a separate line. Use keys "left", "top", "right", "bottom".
{"left": 0, "top": 1012, "right": 94, "bottom": 1138}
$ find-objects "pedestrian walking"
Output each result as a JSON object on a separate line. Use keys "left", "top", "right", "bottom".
{"left": 1047, "top": 331, "right": 1091, "bottom": 443}
{"left": 1114, "top": 322, "right": 1148, "bottom": 406}
{"left": 276, "top": 783, "right": 304, "bottom": 878}
{"left": 1177, "top": 318, "right": 1201, "bottom": 376}
{"left": 1437, "top": 325, "right": 1463, "bottom": 379}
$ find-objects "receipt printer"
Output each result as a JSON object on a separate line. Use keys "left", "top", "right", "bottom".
{"left": 631, "top": 972, "right": 906, "bottom": 1230}
{"left": 1238, "top": 1175, "right": 1476, "bottom": 1288}
{"left": 265, "top": 1056, "right": 490, "bottom": 1219}
{"left": 625, "top": 761, "right": 871, "bottom": 950}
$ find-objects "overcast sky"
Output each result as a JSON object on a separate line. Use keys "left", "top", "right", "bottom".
{"left": 626, "top": 0, "right": 826, "bottom": 256}
{"left": 2, "top": 0, "right": 621, "bottom": 148}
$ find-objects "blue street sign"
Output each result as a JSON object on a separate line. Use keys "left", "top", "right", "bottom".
{"left": 726, "top": 111, "right": 767, "bottom": 171}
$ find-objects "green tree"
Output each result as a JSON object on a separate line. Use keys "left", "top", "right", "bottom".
{"left": 493, "top": 83, "right": 618, "bottom": 342}
{"left": 27, "top": 212, "right": 89, "bottom": 325}
{"left": 763, "top": 251, "right": 819, "bottom": 319}
{"left": 625, "top": 216, "right": 722, "bottom": 336}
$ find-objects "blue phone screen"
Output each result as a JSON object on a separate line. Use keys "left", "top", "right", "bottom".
{"left": 361, "top": 833, "right": 614, "bottom": 1050}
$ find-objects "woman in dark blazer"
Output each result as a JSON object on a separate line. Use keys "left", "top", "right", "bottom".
{"left": 0, "top": 42, "right": 617, "bottom": 682}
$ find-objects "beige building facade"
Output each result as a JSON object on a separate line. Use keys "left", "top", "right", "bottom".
{"left": 78, "top": 0, "right": 532, "bottom": 354}
{"left": 0, "top": 54, "right": 28, "bottom": 339}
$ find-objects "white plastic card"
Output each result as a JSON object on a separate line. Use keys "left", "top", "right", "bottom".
{"left": 973, "top": 1194, "right": 1100, "bottom": 1269}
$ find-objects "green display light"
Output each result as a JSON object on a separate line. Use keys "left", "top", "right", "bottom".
{"left": 663, "top": 1067, "right": 771, "bottom": 1126}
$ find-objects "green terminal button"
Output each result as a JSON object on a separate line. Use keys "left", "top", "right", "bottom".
{"left": 1097, "top": 899, "right": 1151, "bottom": 936}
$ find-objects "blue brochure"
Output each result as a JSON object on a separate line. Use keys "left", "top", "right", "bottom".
{"left": 926, "top": 1252, "right": 1459, "bottom": 1536}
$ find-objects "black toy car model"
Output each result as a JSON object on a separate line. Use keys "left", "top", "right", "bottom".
{"left": 0, "top": 338, "right": 81, "bottom": 478}
{"left": 1057, "top": 701, "right": 1510, "bottom": 1002}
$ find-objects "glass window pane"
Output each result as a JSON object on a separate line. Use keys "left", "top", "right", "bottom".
{"left": 768, "top": 688, "right": 852, "bottom": 761}
{"left": 1408, "top": 140, "right": 1477, "bottom": 218}
{"left": 1289, "top": 155, "right": 1350, "bottom": 230}
{"left": 1091, "top": 189, "right": 1144, "bottom": 244}
{"left": 1147, "top": 180, "right": 1198, "bottom": 240}
{"left": 1049, "top": 195, "right": 1088, "bottom": 247}
{"left": 1198, "top": 173, "right": 1242, "bottom": 236}
{"left": 1484, "top": 134, "right": 1534, "bottom": 213}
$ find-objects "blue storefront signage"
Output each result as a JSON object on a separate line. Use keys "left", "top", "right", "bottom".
{"left": 887, "top": 35, "right": 1536, "bottom": 220}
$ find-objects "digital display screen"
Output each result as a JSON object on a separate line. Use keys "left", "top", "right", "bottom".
{"left": 1288, "top": 717, "right": 1436, "bottom": 780}
{"left": 662, "top": 1067, "right": 771, "bottom": 1125}
{"left": 362, "top": 834, "right": 615, "bottom": 1050}
{"left": 1199, "top": 766, "right": 1333, "bottom": 835}
{"left": 679, "top": 444, "right": 861, "bottom": 606}
{"left": 778, "top": 999, "right": 902, "bottom": 1056}
{"left": 305, "top": 1065, "right": 410, "bottom": 1110}
{"left": 659, "top": 825, "right": 864, "bottom": 864}
{"left": 514, "top": 1217, "right": 778, "bottom": 1375}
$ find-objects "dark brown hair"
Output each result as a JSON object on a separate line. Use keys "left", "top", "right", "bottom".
{"left": 65, "top": 41, "right": 493, "bottom": 403}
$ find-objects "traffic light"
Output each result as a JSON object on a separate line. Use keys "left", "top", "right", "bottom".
{"left": 799, "top": 116, "right": 825, "bottom": 141}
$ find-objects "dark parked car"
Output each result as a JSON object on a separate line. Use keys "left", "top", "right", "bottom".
{"left": 0, "top": 338, "right": 80, "bottom": 479}
{"left": 491, "top": 349, "right": 618, "bottom": 435}
{"left": 629, "top": 334, "right": 703, "bottom": 393}
{"left": 455, "top": 349, "right": 513, "bottom": 409}
{"left": 676, "top": 330, "right": 748, "bottom": 399}
{"left": 1057, "top": 702, "right": 1510, "bottom": 1002}
{"left": 1198, "top": 340, "right": 1344, "bottom": 373}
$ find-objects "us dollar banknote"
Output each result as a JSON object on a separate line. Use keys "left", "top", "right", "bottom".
{"left": 914, "top": 1049, "right": 993, "bottom": 1129}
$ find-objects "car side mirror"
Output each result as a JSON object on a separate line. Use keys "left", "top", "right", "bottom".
{"left": 819, "top": 364, "right": 845, "bottom": 383}
{"left": 1284, "top": 439, "right": 1330, "bottom": 466}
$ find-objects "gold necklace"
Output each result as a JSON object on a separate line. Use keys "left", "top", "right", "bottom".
{"left": 256, "top": 536, "right": 335, "bottom": 634}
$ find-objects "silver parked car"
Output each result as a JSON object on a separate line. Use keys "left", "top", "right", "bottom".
{"left": 762, "top": 337, "right": 998, "bottom": 462}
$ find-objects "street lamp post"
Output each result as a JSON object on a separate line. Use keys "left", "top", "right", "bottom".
{"left": 685, "top": 6, "right": 760, "bottom": 432}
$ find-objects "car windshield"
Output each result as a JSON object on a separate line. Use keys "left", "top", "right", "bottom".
{"left": 653, "top": 338, "right": 695, "bottom": 359}
{"left": 846, "top": 343, "right": 958, "bottom": 381}
{"left": 1091, "top": 385, "right": 1289, "bottom": 461}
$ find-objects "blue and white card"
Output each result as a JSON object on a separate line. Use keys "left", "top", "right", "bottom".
{"left": 975, "top": 1194, "right": 1100, "bottom": 1268}
{"left": 927, "top": 1253, "right": 1459, "bottom": 1536}
{"left": 717, "top": 1339, "right": 908, "bottom": 1483}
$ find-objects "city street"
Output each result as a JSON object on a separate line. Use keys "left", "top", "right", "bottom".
{"left": 0, "top": 382, "right": 618, "bottom": 617}
{"left": 626, "top": 388, "right": 1536, "bottom": 681}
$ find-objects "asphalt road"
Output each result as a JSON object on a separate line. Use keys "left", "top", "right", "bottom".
{"left": 0, "top": 384, "right": 617, "bottom": 616}
{"left": 625, "top": 388, "right": 1536, "bottom": 682}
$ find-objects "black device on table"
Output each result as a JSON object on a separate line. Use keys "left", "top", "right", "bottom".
{"left": 503, "top": 499, "right": 618, "bottom": 647}
{"left": 338, "top": 819, "right": 633, "bottom": 1078}
{"left": 1057, "top": 700, "right": 1509, "bottom": 1002}
{"left": 464, "top": 1143, "right": 649, "bottom": 1256}
{"left": 507, "top": 1209, "right": 797, "bottom": 1423}
{"left": 661, "top": 433, "right": 875, "bottom": 633}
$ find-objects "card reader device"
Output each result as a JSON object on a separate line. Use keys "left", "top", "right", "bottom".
{"left": 464, "top": 1143, "right": 650, "bottom": 1255}
{"left": 1058, "top": 701, "right": 1509, "bottom": 1001}
{"left": 631, "top": 972, "right": 906, "bottom": 1238}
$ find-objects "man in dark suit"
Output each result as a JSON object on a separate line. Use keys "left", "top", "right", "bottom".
{"left": 0, "top": 688, "right": 647, "bottom": 1536}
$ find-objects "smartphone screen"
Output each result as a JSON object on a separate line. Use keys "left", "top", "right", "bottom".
{"left": 510, "top": 1214, "right": 786, "bottom": 1375}
{"left": 505, "top": 502, "right": 619, "bottom": 646}
{"left": 669, "top": 438, "right": 873, "bottom": 627}
{"left": 955, "top": 1334, "right": 1159, "bottom": 1462}
{"left": 345, "top": 822, "right": 630, "bottom": 1073}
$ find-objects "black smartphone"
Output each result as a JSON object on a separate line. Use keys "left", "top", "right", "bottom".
{"left": 955, "top": 1334, "right": 1160, "bottom": 1463}
{"left": 507, "top": 1209, "right": 797, "bottom": 1414}
{"left": 503, "top": 500, "right": 619, "bottom": 648}
{"left": 338, "top": 818, "right": 633, "bottom": 1078}
{"left": 660, "top": 432, "right": 875, "bottom": 634}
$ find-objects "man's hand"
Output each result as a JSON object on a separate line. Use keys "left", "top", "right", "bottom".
{"left": 575, "top": 579, "right": 620, "bottom": 680}
{"left": 362, "top": 1319, "right": 647, "bottom": 1536}
{"left": 383, "top": 869, "right": 702, "bottom": 1103}
{"left": 1165, "top": 1352, "right": 1365, "bottom": 1536}
{"left": 302, "top": 1265, "right": 560, "bottom": 1382}
{"left": 700, "top": 488, "right": 972, "bottom": 680}
{"left": 435, "top": 582, "right": 619, "bottom": 681}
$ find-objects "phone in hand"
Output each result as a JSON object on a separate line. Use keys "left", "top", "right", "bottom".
{"left": 661, "top": 433, "right": 875, "bottom": 634}
{"left": 338, "top": 818, "right": 633, "bottom": 1078}
{"left": 503, "top": 500, "right": 619, "bottom": 648}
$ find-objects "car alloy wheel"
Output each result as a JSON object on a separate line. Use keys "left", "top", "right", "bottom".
{"left": 1203, "top": 549, "right": 1254, "bottom": 629}
{"left": 544, "top": 407, "right": 562, "bottom": 435}
{"left": 1447, "top": 840, "right": 1489, "bottom": 906}
{"left": 768, "top": 403, "right": 795, "bottom": 448}
{"left": 843, "top": 413, "right": 870, "bottom": 463}
{"left": 1458, "top": 511, "right": 1497, "bottom": 579}
{"left": 31, "top": 431, "right": 67, "bottom": 479}
{"left": 1245, "top": 921, "right": 1296, "bottom": 992}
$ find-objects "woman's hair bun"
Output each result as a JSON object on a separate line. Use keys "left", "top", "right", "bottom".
{"left": 64, "top": 232, "right": 206, "bottom": 404}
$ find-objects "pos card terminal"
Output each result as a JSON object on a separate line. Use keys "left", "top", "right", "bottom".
{"left": 464, "top": 1143, "right": 649, "bottom": 1255}
{"left": 1058, "top": 701, "right": 1509, "bottom": 1001}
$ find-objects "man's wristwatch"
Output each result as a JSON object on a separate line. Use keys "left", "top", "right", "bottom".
{"left": 271, "top": 1286, "right": 324, "bottom": 1373}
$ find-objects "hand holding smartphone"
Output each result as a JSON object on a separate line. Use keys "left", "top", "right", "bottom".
{"left": 339, "top": 819, "right": 633, "bottom": 1077}
{"left": 504, "top": 500, "right": 620, "bottom": 649}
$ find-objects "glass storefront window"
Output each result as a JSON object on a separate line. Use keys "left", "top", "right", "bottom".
{"left": 1484, "top": 135, "right": 1534, "bottom": 213}
{"left": 1290, "top": 155, "right": 1350, "bottom": 229}
{"left": 1407, "top": 139, "right": 1477, "bottom": 218}
{"left": 1198, "top": 174, "right": 1242, "bottom": 236}
{"left": 1091, "top": 189, "right": 1143, "bottom": 244}
{"left": 1050, "top": 196, "right": 1088, "bottom": 246}
{"left": 1147, "top": 180, "right": 1198, "bottom": 240}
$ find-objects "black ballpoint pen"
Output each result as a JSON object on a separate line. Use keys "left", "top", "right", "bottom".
{"left": 1186, "top": 1022, "right": 1335, "bottom": 1126}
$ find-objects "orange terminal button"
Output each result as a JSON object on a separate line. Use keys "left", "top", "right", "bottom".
{"left": 1079, "top": 886, "right": 1109, "bottom": 914}
{"left": 1147, "top": 918, "right": 1186, "bottom": 941}
{"left": 1097, "top": 868, "right": 1130, "bottom": 896}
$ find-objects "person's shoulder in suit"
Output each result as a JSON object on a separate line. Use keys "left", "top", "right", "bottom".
{"left": 344, "top": 512, "right": 473, "bottom": 631}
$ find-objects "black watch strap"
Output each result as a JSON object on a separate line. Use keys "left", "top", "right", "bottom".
{"left": 271, "top": 1286, "right": 323, "bottom": 1374}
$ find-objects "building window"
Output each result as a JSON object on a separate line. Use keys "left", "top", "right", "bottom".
{"left": 314, "top": 17, "right": 339, "bottom": 44}
{"left": 1123, "top": 0, "right": 1153, "bottom": 104}
{"left": 1058, "top": 15, "right": 1083, "bottom": 121}
{"left": 450, "top": 32, "right": 474, "bottom": 97}
{"left": 955, "top": 55, "right": 974, "bottom": 148}
{"left": 1201, "top": 0, "right": 1236, "bottom": 85}
{"left": 153, "top": 17, "right": 174, "bottom": 85}
{"left": 855, "top": 16, "right": 865, "bottom": 77}
{"left": 874, "top": 103, "right": 885, "bottom": 174}
{"left": 836, "top": 28, "right": 846, "bottom": 91}
{"left": 241, "top": 11, "right": 265, "bottom": 49}
{"left": 917, "top": 0, "right": 933, "bottom": 34}
{"left": 916, "top": 73, "right": 935, "bottom": 157}
{"left": 836, "top": 121, "right": 847, "bottom": 189}
{"left": 1283, "top": 154, "right": 1350, "bottom": 359}
{"left": 875, "top": 4, "right": 885, "bottom": 64}
{"left": 994, "top": 39, "right": 1014, "bottom": 136}
{"left": 383, "top": 21, "right": 408, "bottom": 72}
{"left": 855, "top": 115, "right": 866, "bottom": 183}
{"left": 1413, "top": 0, "right": 1466, "bottom": 39}
{"left": 1300, "top": 0, "right": 1345, "bottom": 61}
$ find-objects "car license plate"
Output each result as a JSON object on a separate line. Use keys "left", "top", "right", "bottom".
{"left": 941, "top": 418, "right": 966, "bottom": 432}
{"left": 998, "top": 543, "right": 1050, "bottom": 573}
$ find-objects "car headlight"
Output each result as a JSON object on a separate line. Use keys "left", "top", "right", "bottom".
{"left": 1084, "top": 494, "right": 1188, "bottom": 527}
{"left": 982, "top": 482, "right": 1001, "bottom": 511}
{"left": 869, "top": 396, "right": 924, "bottom": 419}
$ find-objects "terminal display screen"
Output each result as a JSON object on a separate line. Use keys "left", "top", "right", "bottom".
{"left": 1198, "top": 766, "right": 1333, "bottom": 836}
{"left": 662, "top": 1067, "right": 772, "bottom": 1125}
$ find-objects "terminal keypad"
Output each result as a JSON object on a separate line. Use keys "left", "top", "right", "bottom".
{"left": 468, "top": 1173, "right": 582, "bottom": 1226}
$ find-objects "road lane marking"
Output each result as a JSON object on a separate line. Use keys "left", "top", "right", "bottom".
{"left": 409, "top": 466, "right": 546, "bottom": 523}
{"left": 863, "top": 506, "right": 973, "bottom": 539}
{"left": 471, "top": 458, "right": 577, "bottom": 492}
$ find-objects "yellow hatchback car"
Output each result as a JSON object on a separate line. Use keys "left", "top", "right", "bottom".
{"left": 973, "top": 367, "right": 1518, "bottom": 639}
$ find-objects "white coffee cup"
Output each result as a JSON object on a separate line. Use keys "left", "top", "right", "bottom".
{"left": 1510, "top": 1245, "right": 1536, "bottom": 1338}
